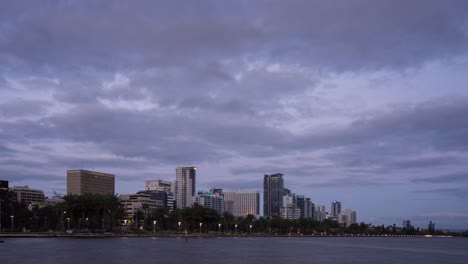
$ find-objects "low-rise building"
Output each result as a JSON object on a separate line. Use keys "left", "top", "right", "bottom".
{"left": 120, "top": 193, "right": 164, "bottom": 219}
{"left": 11, "top": 185, "right": 45, "bottom": 205}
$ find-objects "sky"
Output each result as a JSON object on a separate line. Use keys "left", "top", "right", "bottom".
{"left": 1, "top": 0, "right": 468, "bottom": 229}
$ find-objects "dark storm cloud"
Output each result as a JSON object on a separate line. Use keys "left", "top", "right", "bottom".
{"left": 1, "top": 0, "right": 467, "bottom": 71}
{"left": 414, "top": 187, "right": 468, "bottom": 199}
{"left": 412, "top": 172, "right": 468, "bottom": 184}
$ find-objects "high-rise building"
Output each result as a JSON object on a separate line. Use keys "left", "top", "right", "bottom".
{"left": 174, "top": 166, "right": 196, "bottom": 209}
{"left": 224, "top": 191, "right": 260, "bottom": 217}
{"left": 264, "top": 173, "right": 284, "bottom": 218}
{"left": 341, "top": 209, "right": 357, "bottom": 226}
{"left": 297, "top": 195, "right": 315, "bottom": 219}
{"left": 67, "top": 169, "right": 115, "bottom": 195}
{"left": 145, "top": 180, "right": 172, "bottom": 192}
{"left": 11, "top": 186, "right": 44, "bottom": 205}
{"left": 144, "top": 180, "right": 175, "bottom": 212}
{"left": 193, "top": 190, "right": 225, "bottom": 215}
{"left": 314, "top": 205, "right": 326, "bottom": 221}
{"left": 331, "top": 200, "right": 341, "bottom": 216}
{"left": 281, "top": 193, "right": 301, "bottom": 220}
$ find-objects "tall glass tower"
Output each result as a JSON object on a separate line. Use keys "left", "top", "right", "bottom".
{"left": 263, "top": 173, "right": 284, "bottom": 218}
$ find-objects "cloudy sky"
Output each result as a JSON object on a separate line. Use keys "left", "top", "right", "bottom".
{"left": 1, "top": 0, "right": 468, "bottom": 229}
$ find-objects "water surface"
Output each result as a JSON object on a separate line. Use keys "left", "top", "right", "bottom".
{"left": 1, "top": 237, "right": 466, "bottom": 264}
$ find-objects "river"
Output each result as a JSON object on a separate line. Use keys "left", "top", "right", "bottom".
{"left": 1, "top": 237, "right": 467, "bottom": 264}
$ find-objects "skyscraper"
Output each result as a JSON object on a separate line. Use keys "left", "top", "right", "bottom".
{"left": 331, "top": 200, "right": 341, "bottom": 216}
{"left": 67, "top": 169, "right": 115, "bottom": 195}
{"left": 174, "top": 166, "right": 196, "bottom": 209}
{"left": 224, "top": 191, "right": 260, "bottom": 217}
{"left": 264, "top": 173, "right": 284, "bottom": 218}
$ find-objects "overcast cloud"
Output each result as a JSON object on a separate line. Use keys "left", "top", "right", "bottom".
{"left": 1, "top": 0, "right": 468, "bottom": 229}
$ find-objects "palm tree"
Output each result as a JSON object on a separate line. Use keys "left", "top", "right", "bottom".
{"left": 61, "top": 194, "right": 78, "bottom": 230}
{"left": 101, "top": 193, "right": 122, "bottom": 230}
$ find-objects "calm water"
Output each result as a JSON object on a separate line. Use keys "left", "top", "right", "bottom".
{"left": 1, "top": 237, "right": 467, "bottom": 264}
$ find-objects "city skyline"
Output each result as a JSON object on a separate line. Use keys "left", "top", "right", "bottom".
{"left": 1, "top": 1, "right": 468, "bottom": 229}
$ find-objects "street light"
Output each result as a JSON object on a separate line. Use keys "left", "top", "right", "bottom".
{"left": 10, "top": 215, "right": 14, "bottom": 232}
{"left": 153, "top": 220, "right": 157, "bottom": 233}
{"left": 235, "top": 224, "right": 237, "bottom": 234}
{"left": 199, "top": 222, "right": 202, "bottom": 234}
{"left": 218, "top": 223, "right": 221, "bottom": 234}
{"left": 124, "top": 219, "right": 128, "bottom": 231}
{"left": 178, "top": 221, "right": 181, "bottom": 232}
{"left": 249, "top": 224, "right": 252, "bottom": 235}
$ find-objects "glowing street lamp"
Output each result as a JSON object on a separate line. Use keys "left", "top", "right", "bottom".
{"left": 153, "top": 220, "right": 157, "bottom": 233}
{"left": 218, "top": 223, "right": 221, "bottom": 234}
{"left": 249, "top": 224, "right": 252, "bottom": 235}
{"left": 199, "top": 222, "right": 203, "bottom": 233}
{"left": 235, "top": 224, "right": 238, "bottom": 234}
{"left": 123, "top": 219, "right": 128, "bottom": 230}
{"left": 178, "top": 221, "right": 182, "bottom": 232}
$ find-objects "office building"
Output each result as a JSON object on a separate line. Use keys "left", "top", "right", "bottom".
{"left": 331, "top": 200, "right": 341, "bottom": 216}
{"left": 145, "top": 180, "right": 172, "bottom": 192}
{"left": 314, "top": 205, "right": 326, "bottom": 221}
{"left": 280, "top": 193, "right": 301, "bottom": 220}
{"left": 120, "top": 193, "right": 164, "bottom": 220}
{"left": 341, "top": 209, "right": 357, "bottom": 226}
{"left": 67, "top": 169, "right": 115, "bottom": 195}
{"left": 174, "top": 166, "right": 196, "bottom": 209}
{"left": 264, "top": 173, "right": 284, "bottom": 218}
{"left": 297, "top": 195, "right": 314, "bottom": 219}
{"left": 193, "top": 190, "right": 225, "bottom": 215}
{"left": 144, "top": 180, "right": 174, "bottom": 212}
{"left": 224, "top": 191, "right": 260, "bottom": 217}
{"left": 11, "top": 186, "right": 45, "bottom": 205}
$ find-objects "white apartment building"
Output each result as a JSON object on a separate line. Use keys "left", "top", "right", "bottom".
{"left": 174, "top": 166, "right": 196, "bottom": 209}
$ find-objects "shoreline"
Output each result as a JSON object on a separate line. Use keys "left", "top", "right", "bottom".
{"left": 0, "top": 232, "right": 454, "bottom": 239}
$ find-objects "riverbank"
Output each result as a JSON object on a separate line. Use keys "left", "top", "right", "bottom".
{"left": 0, "top": 232, "right": 453, "bottom": 238}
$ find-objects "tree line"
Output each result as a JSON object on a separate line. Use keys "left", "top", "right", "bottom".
{"left": 0, "top": 191, "right": 453, "bottom": 236}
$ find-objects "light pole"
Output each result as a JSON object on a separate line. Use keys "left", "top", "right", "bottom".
{"left": 67, "top": 218, "right": 70, "bottom": 231}
{"left": 199, "top": 222, "right": 202, "bottom": 234}
{"left": 153, "top": 220, "right": 157, "bottom": 233}
{"left": 249, "top": 224, "right": 252, "bottom": 235}
{"left": 235, "top": 224, "right": 237, "bottom": 234}
{"left": 218, "top": 223, "right": 221, "bottom": 234}
{"left": 124, "top": 219, "right": 128, "bottom": 231}
{"left": 178, "top": 221, "right": 181, "bottom": 232}
{"left": 10, "top": 215, "right": 14, "bottom": 232}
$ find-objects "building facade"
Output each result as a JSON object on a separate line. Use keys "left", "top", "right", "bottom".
{"left": 144, "top": 180, "right": 174, "bottom": 212}
{"left": 224, "top": 191, "right": 260, "bottom": 217}
{"left": 67, "top": 169, "right": 115, "bottom": 195}
{"left": 174, "top": 166, "right": 196, "bottom": 209}
{"left": 120, "top": 193, "right": 164, "bottom": 220}
{"left": 193, "top": 190, "right": 225, "bottom": 215}
{"left": 264, "top": 173, "right": 284, "bottom": 218}
{"left": 340, "top": 209, "right": 357, "bottom": 226}
{"left": 145, "top": 180, "right": 172, "bottom": 192}
{"left": 331, "top": 200, "right": 341, "bottom": 217}
{"left": 11, "top": 186, "right": 45, "bottom": 205}
{"left": 314, "top": 205, "right": 326, "bottom": 221}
